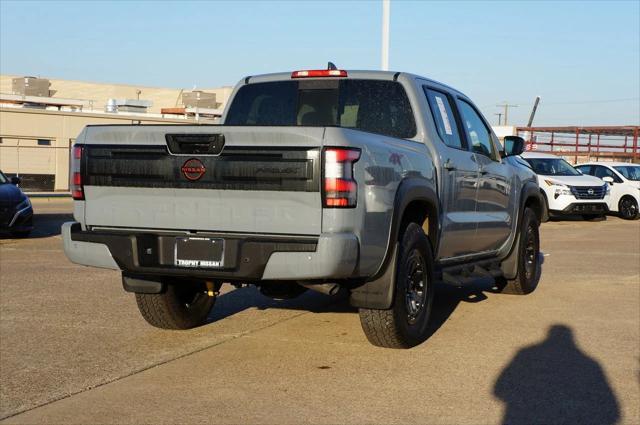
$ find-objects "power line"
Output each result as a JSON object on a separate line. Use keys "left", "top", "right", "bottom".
{"left": 542, "top": 98, "right": 639, "bottom": 105}
{"left": 496, "top": 102, "right": 518, "bottom": 125}
{"left": 482, "top": 97, "right": 640, "bottom": 108}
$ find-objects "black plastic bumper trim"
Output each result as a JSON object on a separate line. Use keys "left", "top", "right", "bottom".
{"left": 69, "top": 223, "right": 318, "bottom": 281}
{"left": 559, "top": 202, "right": 609, "bottom": 214}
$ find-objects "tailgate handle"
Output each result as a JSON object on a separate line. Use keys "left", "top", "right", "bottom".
{"left": 165, "top": 134, "right": 225, "bottom": 155}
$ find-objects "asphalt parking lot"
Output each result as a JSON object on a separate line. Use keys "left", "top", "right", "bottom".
{"left": 1, "top": 198, "right": 638, "bottom": 424}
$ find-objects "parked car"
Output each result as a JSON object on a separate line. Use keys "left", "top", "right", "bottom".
{"left": 62, "top": 67, "right": 543, "bottom": 348}
{"left": 0, "top": 171, "right": 33, "bottom": 237}
{"left": 520, "top": 152, "right": 610, "bottom": 221}
{"left": 574, "top": 162, "right": 640, "bottom": 220}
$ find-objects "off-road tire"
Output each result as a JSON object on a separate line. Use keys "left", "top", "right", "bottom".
{"left": 497, "top": 208, "right": 540, "bottom": 295}
{"left": 135, "top": 281, "right": 215, "bottom": 330}
{"left": 359, "top": 223, "right": 435, "bottom": 349}
{"left": 619, "top": 196, "right": 639, "bottom": 220}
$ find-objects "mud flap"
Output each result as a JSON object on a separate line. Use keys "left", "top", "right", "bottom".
{"left": 349, "top": 243, "right": 398, "bottom": 309}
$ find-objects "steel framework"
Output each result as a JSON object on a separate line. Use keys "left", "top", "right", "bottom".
{"left": 515, "top": 126, "right": 639, "bottom": 163}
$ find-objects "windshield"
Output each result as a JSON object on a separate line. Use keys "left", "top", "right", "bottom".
{"left": 524, "top": 158, "right": 581, "bottom": 176}
{"left": 614, "top": 165, "right": 640, "bottom": 181}
{"left": 0, "top": 171, "right": 8, "bottom": 184}
{"left": 225, "top": 79, "right": 417, "bottom": 139}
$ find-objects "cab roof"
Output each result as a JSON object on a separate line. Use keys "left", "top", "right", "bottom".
{"left": 241, "top": 69, "right": 469, "bottom": 99}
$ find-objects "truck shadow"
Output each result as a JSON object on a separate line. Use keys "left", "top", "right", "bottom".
{"left": 209, "top": 252, "right": 545, "bottom": 343}
{"left": 207, "top": 286, "right": 355, "bottom": 323}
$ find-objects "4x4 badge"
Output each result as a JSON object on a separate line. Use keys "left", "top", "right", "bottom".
{"left": 181, "top": 158, "right": 206, "bottom": 181}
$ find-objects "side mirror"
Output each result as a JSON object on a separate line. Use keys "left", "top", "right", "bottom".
{"left": 10, "top": 176, "right": 21, "bottom": 185}
{"left": 502, "top": 136, "right": 526, "bottom": 157}
{"left": 602, "top": 176, "right": 614, "bottom": 185}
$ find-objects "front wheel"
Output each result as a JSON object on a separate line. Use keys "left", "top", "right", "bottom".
{"left": 619, "top": 196, "right": 640, "bottom": 220}
{"left": 135, "top": 280, "right": 215, "bottom": 329}
{"left": 497, "top": 208, "right": 540, "bottom": 295}
{"left": 358, "top": 222, "right": 435, "bottom": 349}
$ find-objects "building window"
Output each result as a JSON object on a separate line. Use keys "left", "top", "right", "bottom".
{"left": 37, "top": 139, "right": 51, "bottom": 146}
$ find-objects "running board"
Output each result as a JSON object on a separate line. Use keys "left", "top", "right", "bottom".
{"left": 436, "top": 259, "right": 503, "bottom": 287}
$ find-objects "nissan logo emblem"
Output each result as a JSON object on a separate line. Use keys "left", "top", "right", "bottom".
{"left": 181, "top": 158, "right": 206, "bottom": 181}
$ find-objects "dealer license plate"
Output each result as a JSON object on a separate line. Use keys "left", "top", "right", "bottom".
{"left": 174, "top": 237, "right": 224, "bottom": 268}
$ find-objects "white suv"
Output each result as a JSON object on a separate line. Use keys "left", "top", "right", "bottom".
{"left": 521, "top": 152, "right": 610, "bottom": 221}
{"left": 575, "top": 162, "right": 640, "bottom": 220}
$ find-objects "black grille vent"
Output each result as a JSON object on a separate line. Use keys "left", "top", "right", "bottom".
{"left": 83, "top": 145, "right": 320, "bottom": 192}
{"left": 570, "top": 185, "right": 606, "bottom": 200}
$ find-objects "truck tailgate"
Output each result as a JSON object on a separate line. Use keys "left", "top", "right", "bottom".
{"left": 80, "top": 126, "right": 323, "bottom": 235}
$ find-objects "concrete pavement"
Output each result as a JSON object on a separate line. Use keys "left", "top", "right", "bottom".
{"left": 1, "top": 198, "right": 638, "bottom": 424}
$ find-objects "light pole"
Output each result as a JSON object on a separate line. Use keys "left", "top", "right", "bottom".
{"left": 381, "top": 0, "right": 390, "bottom": 71}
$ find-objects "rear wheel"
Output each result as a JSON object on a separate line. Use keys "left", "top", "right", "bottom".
{"left": 497, "top": 208, "right": 540, "bottom": 295}
{"left": 135, "top": 280, "right": 215, "bottom": 329}
{"left": 619, "top": 196, "right": 639, "bottom": 220}
{"left": 359, "top": 222, "right": 434, "bottom": 349}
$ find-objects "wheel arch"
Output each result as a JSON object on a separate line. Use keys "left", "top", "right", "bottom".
{"left": 350, "top": 177, "right": 439, "bottom": 309}
{"left": 618, "top": 194, "right": 640, "bottom": 219}
{"left": 500, "top": 181, "right": 543, "bottom": 279}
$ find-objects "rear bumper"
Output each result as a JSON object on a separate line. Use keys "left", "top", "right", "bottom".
{"left": 62, "top": 222, "right": 358, "bottom": 281}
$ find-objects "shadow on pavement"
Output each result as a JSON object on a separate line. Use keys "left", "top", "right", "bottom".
{"left": 208, "top": 286, "right": 356, "bottom": 323}
{"left": 30, "top": 213, "right": 72, "bottom": 238}
{"left": 494, "top": 324, "right": 620, "bottom": 425}
{"left": 209, "top": 252, "right": 546, "bottom": 342}
{"left": 548, "top": 214, "right": 607, "bottom": 222}
{"left": 427, "top": 251, "right": 545, "bottom": 339}
{"left": 0, "top": 213, "right": 72, "bottom": 240}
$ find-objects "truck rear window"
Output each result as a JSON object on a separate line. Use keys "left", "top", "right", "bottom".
{"left": 225, "top": 79, "right": 417, "bottom": 139}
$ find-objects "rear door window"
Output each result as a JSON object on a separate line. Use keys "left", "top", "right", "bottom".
{"left": 225, "top": 79, "right": 417, "bottom": 139}
{"left": 593, "top": 165, "right": 622, "bottom": 182}
{"left": 575, "top": 165, "right": 593, "bottom": 176}
{"left": 423, "top": 87, "right": 463, "bottom": 149}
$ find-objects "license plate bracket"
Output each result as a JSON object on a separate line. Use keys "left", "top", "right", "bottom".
{"left": 174, "top": 237, "right": 224, "bottom": 268}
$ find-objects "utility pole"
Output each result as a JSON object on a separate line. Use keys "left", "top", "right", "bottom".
{"left": 494, "top": 113, "right": 503, "bottom": 125}
{"left": 381, "top": 0, "right": 390, "bottom": 71}
{"left": 496, "top": 102, "right": 518, "bottom": 126}
{"left": 527, "top": 96, "right": 541, "bottom": 127}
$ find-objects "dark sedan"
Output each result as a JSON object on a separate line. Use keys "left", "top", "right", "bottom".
{"left": 0, "top": 171, "right": 33, "bottom": 237}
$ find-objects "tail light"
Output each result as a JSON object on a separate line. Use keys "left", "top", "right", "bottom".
{"left": 70, "top": 145, "right": 84, "bottom": 200}
{"left": 323, "top": 147, "right": 360, "bottom": 208}
{"left": 291, "top": 69, "right": 348, "bottom": 78}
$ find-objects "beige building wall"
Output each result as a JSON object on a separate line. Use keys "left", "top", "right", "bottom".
{"left": 0, "top": 75, "right": 236, "bottom": 191}
{"left": 0, "top": 108, "right": 211, "bottom": 191}
{"left": 0, "top": 75, "right": 234, "bottom": 113}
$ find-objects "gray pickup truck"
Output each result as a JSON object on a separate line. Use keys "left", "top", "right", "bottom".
{"left": 63, "top": 67, "right": 543, "bottom": 348}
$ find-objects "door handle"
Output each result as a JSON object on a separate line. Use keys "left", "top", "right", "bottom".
{"left": 444, "top": 159, "right": 456, "bottom": 171}
{"left": 479, "top": 168, "right": 488, "bottom": 175}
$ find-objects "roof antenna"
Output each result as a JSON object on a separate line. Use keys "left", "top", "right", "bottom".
{"left": 327, "top": 62, "right": 337, "bottom": 70}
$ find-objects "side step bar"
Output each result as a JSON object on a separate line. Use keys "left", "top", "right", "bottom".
{"left": 436, "top": 259, "right": 503, "bottom": 287}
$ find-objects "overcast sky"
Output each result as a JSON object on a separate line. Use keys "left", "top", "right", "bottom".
{"left": 1, "top": 0, "right": 638, "bottom": 126}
